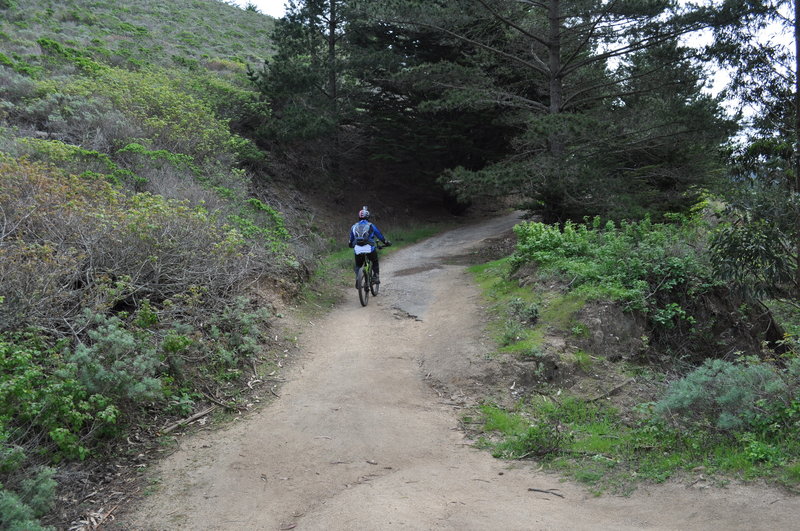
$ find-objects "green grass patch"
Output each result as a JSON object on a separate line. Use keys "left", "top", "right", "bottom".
{"left": 472, "top": 394, "right": 800, "bottom": 494}
{"left": 469, "top": 257, "right": 581, "bottom": 357}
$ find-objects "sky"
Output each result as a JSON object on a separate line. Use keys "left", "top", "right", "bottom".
{"left": 231, "top": 0, "right": 286, "bottom": 18}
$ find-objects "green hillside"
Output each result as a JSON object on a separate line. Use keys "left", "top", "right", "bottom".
{"left": 1, "top": 0, "right": 275, "bottom": 67}
{"left": 0, "top": 2, "right": 312, "bottom": 529}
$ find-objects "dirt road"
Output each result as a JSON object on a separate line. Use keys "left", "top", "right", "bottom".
{"left": 117, "top": 213, "right": 799, "bottom": 530}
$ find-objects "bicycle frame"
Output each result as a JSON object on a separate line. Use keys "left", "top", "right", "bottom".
{"left": 355, "top": 244, "right": 383, "bottom": 307}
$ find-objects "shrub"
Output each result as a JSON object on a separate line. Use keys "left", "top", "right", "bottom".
{"left": 64, "top": 66, "right": 235, "bottom": 161}
{"left": 68, "top": 312, "right": 163, "bottom": 404}
{"left": 36, "top": 38, "right": 107, "bottom": 75}
{"left": 512, "top": 217, "right": 713, "bottom": 313}
{"left": 0, "top": 68, "right": 35, "bottom": 103}
{"left": 0, "top": 157, "right": 259, "bottom": 333}
{"left": 17, "top": 467, "right": 56, "bottom": 519}
{"left": 655, "top": 358, "right": 799, "bottom": 432}
{"left": 229, "top": 198, "right": 290, "bottom": 252}
{"left": 0, "top": 466, "right": 55, "bottom": 531}
{"left": 0, "top": 490, "right": 51, "bottom": 531}
{"left": 207, "top": 296, "right": 271, "bottom": 368}
{"left": 509, "top": 297, "right": 539, "bottom": 324}
{"left": 711, "top": 182, "right": 800, "bottom": 303}
{"left": 0, "top": 333, "right": 119, "bottom": 460}
{"left": 511, "top": 216, "right": 737, "bottom": 356}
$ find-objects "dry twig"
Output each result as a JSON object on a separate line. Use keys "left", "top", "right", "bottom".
{"left": 161, "top": 406, "right": 216, "bottom": 434}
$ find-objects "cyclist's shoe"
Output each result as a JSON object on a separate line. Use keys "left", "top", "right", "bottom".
{"left": 373, "top": 273, "right": 380, "bottom": 284}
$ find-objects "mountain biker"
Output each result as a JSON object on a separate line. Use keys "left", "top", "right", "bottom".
{"left": 348, "top": 206, "right": 390, "bottom": 287}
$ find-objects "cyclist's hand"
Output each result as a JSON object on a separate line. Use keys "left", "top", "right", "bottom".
{"left": 348, "top": 241, "right": 354, "bottom": 248}
{"left": 383, "top": 240, "right": 392, "bottom": 247}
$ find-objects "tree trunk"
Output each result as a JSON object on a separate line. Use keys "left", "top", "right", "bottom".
{"left": 328, "top": 0, "right": 337, "bottom": 116}
{"left": 328, "top": 0, "right": 340, "bottom": 174}
{"left": 547, "top": 0, "right": 564, "bottom": 156}
{"left": 792, "top": 0, "right": 799, "bottom": 188}
{"left": 795, "top": 0, "right": 799, "bottom": 296}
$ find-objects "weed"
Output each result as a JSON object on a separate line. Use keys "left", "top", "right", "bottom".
{"left": 511, "top": 217, "right": 722, "bottom": 358}
{"left": 783, "top": 462, "right": 800, "bottom": 485}
{"left": 492, "top": 422, "right": 567, "bottom": 459}
{"left": 509, "top": 297, "right": 539, "bottom": 324}
{"left": 572, "top": 350, "right": 593, "bottom": 372}
{"left": 570, "top": 322, "right": 590, "bottom": 338}
{"left": 472, "top": 390, "right": 800, "bottom": 493}
{"left": 500, "top": 320, "right": 525, "bottom": 347}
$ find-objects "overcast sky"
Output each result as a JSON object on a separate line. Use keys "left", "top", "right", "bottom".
{"left": 231, "top": 0, "right": 286, "bottom": 18}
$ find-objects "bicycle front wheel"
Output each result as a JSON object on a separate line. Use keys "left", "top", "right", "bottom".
{"left": 357, "top": 268, "right": 369, "bottom": 306}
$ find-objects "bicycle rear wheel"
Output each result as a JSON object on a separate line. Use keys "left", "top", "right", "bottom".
{"left": 357, "top": 268, "right": 369, "bottom": 306}
{"left": 370, "top": 276, "right": 379, "bottom": 296}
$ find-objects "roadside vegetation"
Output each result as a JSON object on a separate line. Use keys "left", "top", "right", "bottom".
{"left": 0, "top": 2, "right": 295, "bottom": 529}
{"left": 467, "top": 212, "right": 800, "bottom": 493}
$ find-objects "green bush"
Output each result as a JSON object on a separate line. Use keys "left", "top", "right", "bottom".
{"left": 511, "top": 216, "right": 726, "bottom": 354}
{"left": 64, "top": 66, "right": 235, "bottom": 161}
{"left": 0, "top": 467, "right": 55, "bottom": 531}
{"left": 207, "top": 297, "right": 271, "bottom": 371}
{"left": 0, "top": 333, "right": 120, "bottom": 460}
{"left": 509, "top": 297, "right": 539, "bottom": 324}
{"left": 68, "top": 313, "right": 163, "bottom": 404}
{"left": 655, "top": 358, "right": 799, "bottom": 431}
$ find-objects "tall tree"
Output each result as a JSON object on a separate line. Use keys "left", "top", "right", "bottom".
{"left": 249, "top": 0, "right": 347, "bottom": 144}
{"left": 367, "top": 0, "right": 743, "bottom": 220}
{"left": 710, "top": 0, "right": 800, "bottom": 302}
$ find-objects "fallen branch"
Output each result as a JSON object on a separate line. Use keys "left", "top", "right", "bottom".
{"left": 589, "top": 378, "right": 634, "bottom": 402}
{"left": 528, "top": 488, "right": 565, "bottom": 498}
{"left": 161, "top": 406, "right": 216, "bottom": 434}
{"left": 203, "top": 392, "right": 237, "bottom": 410}
{"left": 93, "top": 505, "right": 118, "bottom": 529}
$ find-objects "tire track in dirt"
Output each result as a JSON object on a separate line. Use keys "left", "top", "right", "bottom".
{"left": 115, "top": 213, "right": 799, "bottom": 530}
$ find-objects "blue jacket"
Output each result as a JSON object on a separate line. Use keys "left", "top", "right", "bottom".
{"left": 349, "top": 220, "right": 386, "bottom": 253}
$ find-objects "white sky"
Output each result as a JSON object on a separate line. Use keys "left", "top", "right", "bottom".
{"left": 231, "top": 0, "right": 286, "bottom": 18}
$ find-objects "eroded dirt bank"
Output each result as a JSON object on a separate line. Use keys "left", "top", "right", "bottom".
{"left": 115, "top": 213, "right": 799, "bottom": 530}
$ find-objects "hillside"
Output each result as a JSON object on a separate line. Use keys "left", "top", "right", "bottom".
{"left": 2, "top": 0, "right": 275, "bottom": 68}
{"left": 0, "top": 1, "right": 323, "bottom": 528}
{"left": 0, "top": 0, "right": 468, "bottom": 527}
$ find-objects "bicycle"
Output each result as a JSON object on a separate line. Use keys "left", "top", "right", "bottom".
{"left": 355, "top": 244, "right": 384, "bottom": 306}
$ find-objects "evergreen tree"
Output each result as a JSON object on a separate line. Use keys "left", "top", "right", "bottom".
{"left": 249, "top": 0, "right": 349, "bottom": 143}
{"left": 710, "top": 0, "right": 800, "bottom": 302}
{"left": 367, "top": 0, "right": 743, "bottom": 221}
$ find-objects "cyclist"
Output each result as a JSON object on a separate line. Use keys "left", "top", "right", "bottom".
{"left": 348, "top": 206, "right": 390, "bottom": 287}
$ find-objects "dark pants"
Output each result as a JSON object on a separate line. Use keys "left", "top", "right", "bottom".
{"left": 354, "top": 250, "right": 379, "bottom": 276}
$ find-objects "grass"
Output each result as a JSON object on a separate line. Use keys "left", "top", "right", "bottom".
{"left": 468, "top": 257, "right": 588, "bottom": 360}
{"left": 471, "top": 393, "right": 800, "bottom": 494}
{"left": 470, "top": 259, "right": 545, "bottom": 352}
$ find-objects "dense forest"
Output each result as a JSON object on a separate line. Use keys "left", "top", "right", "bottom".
{"left": 0, "top": 0, "right": 799, "bottom": 528}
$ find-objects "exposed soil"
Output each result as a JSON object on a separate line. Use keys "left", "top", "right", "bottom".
{"left": 112, "top": 212, "right": 799, "bottom": 530}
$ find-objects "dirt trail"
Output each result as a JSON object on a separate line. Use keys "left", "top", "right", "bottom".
{"left": 116, "top": 213, "right": 799, "bottom": 530}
